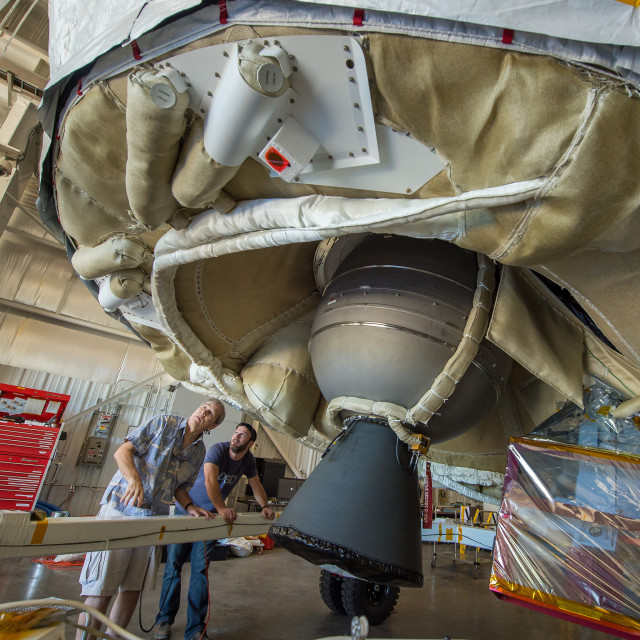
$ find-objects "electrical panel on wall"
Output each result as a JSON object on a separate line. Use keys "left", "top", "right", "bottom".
{"left": 80, "top": 436, "right": 106, "bottom": 465}
{"left": 78, "top": 407, "right": 119, "bottom": 467}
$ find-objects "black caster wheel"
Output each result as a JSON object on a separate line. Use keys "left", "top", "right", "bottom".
{"left": 430, "top": 558, "right": 437, "bottom": 569}
{"left": 341, "top": 577, "right": 400, "bottom": 626}
{"left": 319, "top": 570, "right": 346, "bottom": 614}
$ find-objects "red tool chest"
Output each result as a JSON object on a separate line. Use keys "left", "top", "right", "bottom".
{"left": 0, "top": 383, "right": 70, "bottom": 511}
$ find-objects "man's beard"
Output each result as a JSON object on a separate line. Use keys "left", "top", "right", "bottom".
{"left": 230, "top": 442, "right": 249, "bottom": 454}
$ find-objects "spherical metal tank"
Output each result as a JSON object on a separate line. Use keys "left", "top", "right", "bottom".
{"left": 309, "top": 235, "right": 512, "bottom": 443}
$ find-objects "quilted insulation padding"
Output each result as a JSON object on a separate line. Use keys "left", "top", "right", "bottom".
{"left": 52, "top": 27, "right": 640, "bottom": 467}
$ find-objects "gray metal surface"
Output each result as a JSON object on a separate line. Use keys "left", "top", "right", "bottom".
{"left": 310, "top": 235, "right": 511, "bottom": 443}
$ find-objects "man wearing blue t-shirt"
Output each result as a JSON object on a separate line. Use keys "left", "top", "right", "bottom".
{"left": 155, "top": 422, "right": 275, "bottom": 640}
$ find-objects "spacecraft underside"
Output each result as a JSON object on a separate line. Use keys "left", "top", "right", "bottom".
{"left": 38, "top": 1, "right": 640, "bottom": 488}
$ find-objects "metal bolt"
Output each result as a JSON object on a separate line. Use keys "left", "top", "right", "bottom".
{"left": 266, "top": 136, "right": 271, "bottom": 140}
{"left": 274, "top": 40, "right": 280, "bottom": 46}
{"left": 207, "top": 91, "right": 213, "bottom": 97}
{"left": 264, "top": 40, "right": 269, "bottom": 45}
{"left": 179, "top": 71, "right": 186, "bottom": 77}
{"left": 349, "top": 152, "right": 354, "bottom": 157}
{"left": 158, "top": 65, "right": 164, "bottom": 70}
{"left": 292, "top": 66, "right": 298, "bottom": 72}
{"left": 290, "top": 98, "right": 295, "bottom": 104}
{"left": 223, "top": 51, "right": 228, "bottom": 57}
{"left": 349, "top": 76, "right": 355, "bottom": 83}
{"left": 358, "top": 126, "right": 364, "bottom": 132}
{"left": 294, "top": 177, "right": 300, "bottom": 182}
{"left": 165, "top": 62, "right": 172, "bottom": 68}
{"left": 277, "top": 118, "right": 283, "bottom": 123}
{"left": 214, "top": 72, "right": 220, "bottom": 78}
{"left": 353, "top": 102, "right": 360, "bottom": 108}
{"left": 200, "top": 108, "right": 205, "bottom": 114}
{"left": 406, "top": 188, "right": 411, "bottom": 193}
{"left": 186, "top": 82, "right": 192, "bottom": 87}
{"left": 361, "top": 148, "right": 367, "bottom": 153}
{"left": 328, "top": 155, "right": 334, "bottom": 160}
{"left": 289, "top": 54, "right": 295, "bottom": 60}
{"left": 344, "top": 45, "right": 350, "bottom": 51}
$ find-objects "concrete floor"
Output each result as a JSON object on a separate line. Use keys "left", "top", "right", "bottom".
{"left": 0, "top": 544, "right": 617, "bottom": 640}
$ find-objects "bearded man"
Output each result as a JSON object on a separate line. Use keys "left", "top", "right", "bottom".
{"left": 154, "top": 422, "right": 275, "bottom": 640}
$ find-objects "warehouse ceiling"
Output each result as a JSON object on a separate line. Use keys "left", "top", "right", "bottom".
{"left": 0, "top": 0, "right": 162, "bottom": 384}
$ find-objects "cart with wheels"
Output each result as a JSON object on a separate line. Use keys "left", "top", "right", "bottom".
{"left": 423, "top": 517, "right": 496, "bottom": 579}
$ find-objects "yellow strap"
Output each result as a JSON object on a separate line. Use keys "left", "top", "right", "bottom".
{"left": 30, "top": 518, "right": 48, "bottom": 545}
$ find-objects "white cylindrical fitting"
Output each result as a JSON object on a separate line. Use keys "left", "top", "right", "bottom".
{"left": 203, "top": 43, "right": 294, "bottom": 167}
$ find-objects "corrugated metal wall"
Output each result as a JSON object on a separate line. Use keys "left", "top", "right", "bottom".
{"left": 0, "top": 363, "right": 175, "bottom": 515}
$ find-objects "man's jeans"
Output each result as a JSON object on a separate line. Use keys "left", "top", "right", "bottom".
{"left": 157, "top": 540, "right": 218, "bottom": 639}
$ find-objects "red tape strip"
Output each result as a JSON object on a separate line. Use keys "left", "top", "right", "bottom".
{"left": 219, "top": 0, "right": 228, "bottom": 25}
{"left": 502, "top": 28, "right": 514, "bottom": 44}
{"left": 131, "top": 40, "right": 142, "bottom": 60}
{"left": 353, "top": 8, "right": 365, "bottom": 26}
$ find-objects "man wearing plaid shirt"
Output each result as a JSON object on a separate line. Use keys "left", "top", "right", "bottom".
{"left": 77, "top": 398, "right": 226, "bottom": 640}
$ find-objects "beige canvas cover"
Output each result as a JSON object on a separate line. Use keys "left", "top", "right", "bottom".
{"left": 50, "top": 26, "right": 640, "bottom": 476}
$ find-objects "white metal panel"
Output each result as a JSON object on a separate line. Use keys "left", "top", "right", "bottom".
{"left": 296, "top": 124, "right": 445, "bottom": 194}
{"left": 163, "top": 36, "right": 378, "bottom": 172}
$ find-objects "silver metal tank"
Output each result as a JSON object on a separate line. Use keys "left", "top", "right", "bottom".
{"left": 309, "top": 234, "right": 511, "bottom": 443}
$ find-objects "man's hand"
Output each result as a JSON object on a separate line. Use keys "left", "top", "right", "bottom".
{"left": 218, "top": 507, "right": 237, "bottom": 524}
{"left": 261, "top": 507, "right": 276, "bottom": 520}
{"left": 121, "top": 477, "right": 144, "bottom": 507}
{"left": 114, "top": 441, "right": 144, "bottom": 507}
{"left": 186, "top": 505, "right": 216, "bottom": 520}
